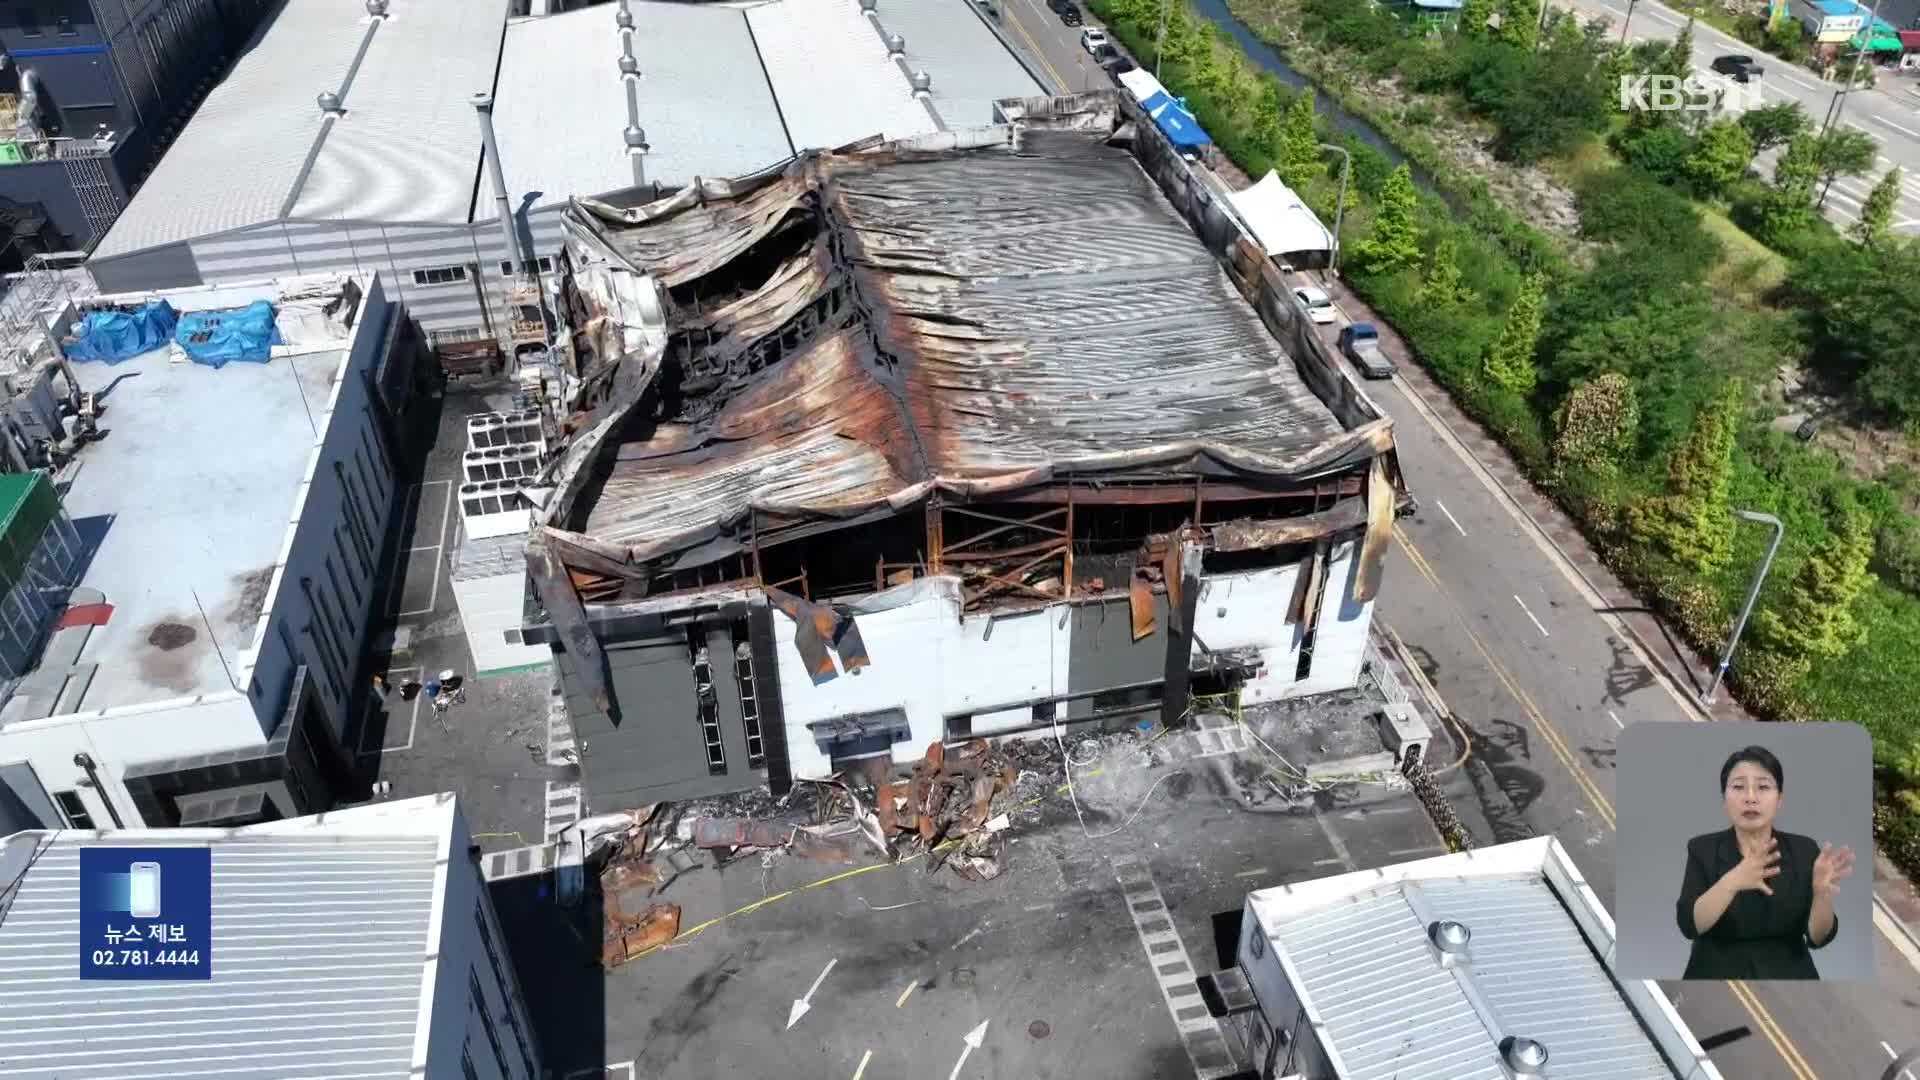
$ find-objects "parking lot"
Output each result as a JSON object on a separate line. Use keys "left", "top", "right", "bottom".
{"left": 495, "top": 727, "right": 1449, "bottom": 1080}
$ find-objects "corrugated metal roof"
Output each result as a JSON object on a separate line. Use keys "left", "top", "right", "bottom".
{"left": 858, "top": 0, "right": 1045, "bottom": 127}
{"left": 289, "top": 0, "right": 509, "bottom": 223}
{"left": 490, "top": 2, "right": 795, "bottom": 207}
{"left": 746, "top": 0, "right": 940, "bottom": 151}
{"left": 0, "top": 830, "right": 443, "bottom": 1079}
{"left": 90, "top": 0, "right": 374, "bottom": 259}
{"left": 572, "top": 131, "right": 1375, "bottom": 556}
{"left": 91, "top": 0, "right": 507, "bottom": 262}
{"left": 1273, "top": 877, "right": 1677, "bottom": 1080}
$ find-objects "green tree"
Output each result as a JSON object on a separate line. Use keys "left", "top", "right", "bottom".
{"left": 1682, "top": 119, "right": 1754, "bottom": 198}
{"left": 1628, "top": 382, "right": 1743, "bottom": 574}
{"left": 1276, "top": 93, "right": 1323, "bottom": 189}
{"left": 1417, "top": 234, "right": 1477, "bottom": 307}
{"left": 1851, "top": 166, "right": 1904, "bottom": 247}
{"left": 1352, "top": 165, "right": 1423, "bottom": 274}
{"left": 1660, "top": 18, "right": 1695, "bottom": 81}
{"left": 1501, "top": 0, "right": 1542, "bottom": 50}
{"left": 1753, "top": 504, "right": 1875, "bottom": 662}
{"left": 1737, "top": 101, "right": 1808, "bottom": 164}
{"left": 1483, "top": 273, "right": 1546, "bottom": 395}
{"left": 1758, "top": 133, "right": 1820, "bottom": 243}
{"left": 1250, "top": 77, "right": 1286, "bottom": 159}
{"left": 1460, "top": 0, "right": 1498, "bottom": 38}
{"left": 1552, "top": 372, "right": 1640, "bottom": 476}
{"left": 1786, "top": 239, "right": 1920, "bottom": 421}
{"left": 1813, "top": 128, "right": 1879, "bottom": 205}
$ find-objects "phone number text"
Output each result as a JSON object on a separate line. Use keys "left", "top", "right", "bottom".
{"left": 89, "top": 948, "right": 201, "bottom": 966}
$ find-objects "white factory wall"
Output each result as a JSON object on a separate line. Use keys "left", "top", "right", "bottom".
{"left": 420, "top": 806, "right": 543, "bottom": 1080}
{"left": 451, "top": 573, "right": 551, "bottom": 675}
{"left": 241, "top": 277, "right": 402, "bottom": 747}
{"left": 774, "top": 557, "right": 1374, "bottom": 780}
{"left": 0, "top": 692, "right": 262, "bottom": 829}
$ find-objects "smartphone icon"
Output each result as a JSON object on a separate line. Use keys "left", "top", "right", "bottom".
{"left": 128, "top": 862, "right": 162, "bottom": 919}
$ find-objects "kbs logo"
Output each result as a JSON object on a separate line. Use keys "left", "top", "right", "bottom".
{"left": 1617, "top": 74, "right": 1763, "bottom": 114}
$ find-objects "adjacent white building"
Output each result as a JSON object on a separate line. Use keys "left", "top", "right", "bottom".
{"left": 0, "top": 792, "right": 542, "bottom": 1080}
{"left": 1223, "top": 837, "right": 1724, "bottom": 1080}
{"left": 0, "top": 272, "right": 408, "bottom": 830}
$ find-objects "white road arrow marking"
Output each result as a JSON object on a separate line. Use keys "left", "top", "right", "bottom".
{"left": 786, "top": 958, "right": 837, "bottom": 1031}
{"left": 948, "top": 1019, "right": 990, "bottom": 1080}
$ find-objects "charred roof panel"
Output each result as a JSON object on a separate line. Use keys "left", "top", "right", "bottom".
{"left": 556, "top": 118, "right": 1393, "bottom": 566}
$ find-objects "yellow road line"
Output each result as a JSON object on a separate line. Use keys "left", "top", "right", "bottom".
{"left": 895, "top": 980, "right": 918, "bottom": 1009}
{"left": 1394, "top": 526, "right": 1817, "bottom": 1080}
{"left": 1005, "top": 3, "right": 1070, "bottom": 92}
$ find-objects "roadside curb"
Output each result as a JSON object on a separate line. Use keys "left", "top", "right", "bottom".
{"left": 1375, "top": 309, "right": 1920, "bottom": 966}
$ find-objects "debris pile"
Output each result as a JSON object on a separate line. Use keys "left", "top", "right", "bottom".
{"left": 872, "top": 740, "right": 1020, "bottom": 880}
{"left": 591, "top": 804, "right": 687, "bottom": 971}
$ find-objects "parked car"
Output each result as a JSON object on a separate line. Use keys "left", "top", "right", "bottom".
{"left": 1339, "top": 322, "right": 1395, "bottom": 380}
{"left": 1293, "top": 286, "right": 1338, "bottom": 325}
{"left": 1711, "top": 54, "right": 1764, "bottom": 82}
{"left": 1080, "top": 28, "right": 1110, "bottom": 54}
{"left": 972, "top": 0, "right": 999, "bottom": 16}
{"left": 1061, "top": 7, "right": 1082, "bottom": 25}
{"left": 1104, "top": 55, "right": 1137, "bottom": 79}
{"left": 1049, "top": 0, "right": 1082, "bottom": 25}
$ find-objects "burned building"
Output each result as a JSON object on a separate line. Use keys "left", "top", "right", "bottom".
{"left": 520, "top": 93, "right": 1409, "bottom": 807}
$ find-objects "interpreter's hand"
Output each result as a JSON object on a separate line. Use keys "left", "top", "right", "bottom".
{"left": 1724, "top": 836, "right": 1782, "bottom": 895}
{"left": 1812, "top": 842, "right": 1855, "bottom": 898}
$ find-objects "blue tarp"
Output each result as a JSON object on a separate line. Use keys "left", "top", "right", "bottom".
{"left": 64, "top": 301, "right": 178, "bottom": 364}
{"left": 175, "top": 301, "right": 281, "bottom": 369}
{"left": 1140, "top": 91, "right": 1212, "bottom": 149}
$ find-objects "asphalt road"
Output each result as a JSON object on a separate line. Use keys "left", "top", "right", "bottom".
{"left": 1547, "top": 0, "right": 1920, "bottom": 236}
{"left": 994, "top": 0, "right": 1117, "bottom": 94}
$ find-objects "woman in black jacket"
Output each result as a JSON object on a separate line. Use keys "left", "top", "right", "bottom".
{"left": 1675, "top": 745, "right": 1855, "bottom": 979}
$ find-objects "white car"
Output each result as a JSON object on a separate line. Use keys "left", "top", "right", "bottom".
{"left": 1293, "top": 286, "right": 1338, "bottom": 325}
{"left": 1080, "top": 29, "right": 1110, "bottom": 54}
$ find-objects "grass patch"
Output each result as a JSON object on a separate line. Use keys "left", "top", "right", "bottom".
{"left": 1700, "top": 207, "right": 1789, "bottom": 304}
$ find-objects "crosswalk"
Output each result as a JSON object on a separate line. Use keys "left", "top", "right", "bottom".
{"left": 1109, "top": 853, "right": 1243, "bottom": 1080}
{"left": 544, "top": 697, "right": 583, "bottom": 843}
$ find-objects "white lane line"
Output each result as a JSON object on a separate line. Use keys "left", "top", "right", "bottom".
{"left": 393, "top": 478, "right": 453, "bottom": 618}
{"left": 1897, "top": 218, "right": 1920, "bottom": 230}
{"left": 1312, "top": 856, "right": 1346, "bottom": 867}
{"left": 1389, "top": 845, "right": 1447, "bottom": 858}
{"left": 1514, "top": 594, "right": 1551, "bottom": 638}
{"left": 1883, "top": 1041, "right": 1916, "bottom": 1080}
{"left": 1435, "top": 499, "right": 1468, "bottom": 537}
{"left": 357, "top": 663, "right": 423, "bottom": 756}
{"left": 1868, "top": 113, "right": 1920, "bottom": 141}
{"left": 1610, "top": 710, "right": 1624, "bottom": 729}
{"left": 1234, "top": 868, "right": 1268, "bottom": 879}
{"left": 853, "top": 1049, "right": 873, "bottom": 1080}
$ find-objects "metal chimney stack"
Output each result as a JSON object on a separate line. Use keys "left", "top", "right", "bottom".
{"left": 1428, "top": 920, "right": 1471, "bottom": 968}
{"left": 1498, "top": 1036, "right": 1549, "bottom": 1079}
{"left": 470, "top": 92, "right": 528, "bottom": 283}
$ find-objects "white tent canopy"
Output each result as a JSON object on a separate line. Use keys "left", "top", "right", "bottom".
{"left": 1228, "top": 169, "right": 1334, "bottom": 258}
{"left": 1116, "top": 66, "right": 1164, "bottom": 103}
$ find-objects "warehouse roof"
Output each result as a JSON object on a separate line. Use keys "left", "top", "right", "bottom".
{"left": 799, "top": 0, "right": 1044, "bottom": 130}
{"left": 91, "top": 0, "right": 509, "bottom": 261}
{"left": 0, "top": 794, "right": 460, "bottom": 1079}
{"left": 560, "top": 125, "right": 1391, "bottom": 562}
{"left": 1246, "top": 836, "right": 1720, "bottom": 1080}
{"left": 746, "top": 0, "right": 943, "bottom": 151}
{"left": 489, "top": 3, "right": 796, "bottom": 205}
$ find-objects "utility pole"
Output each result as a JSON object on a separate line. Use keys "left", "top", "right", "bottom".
{"left": 1819, "top": 0, "right": 1886, "bottom": 140}
{"left": 1321, "top": 143, "right": 1351, "bottom": 278}
{"left": 1621, "top": 0, "right": 1638, "bottom": 42}
{"left": 1702, "top": 510, "right": 1784, "bottom": 706}
{"left": 1156, "top": 0, "right": 1169, "bottom": 79}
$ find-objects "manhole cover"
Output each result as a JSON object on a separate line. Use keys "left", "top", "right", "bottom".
{"left": 1028, "top": 1020, "right": 1051, "bottom": 1039}
{"left": 952, "top": 967, "right": 975, "bottom": 988}
{"left": 147, "top": 623, "right": 197, "bottom": 651}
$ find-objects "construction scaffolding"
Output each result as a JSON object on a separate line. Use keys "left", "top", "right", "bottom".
{"left": 0, "top": 253, "right": 93, "bottom": 379}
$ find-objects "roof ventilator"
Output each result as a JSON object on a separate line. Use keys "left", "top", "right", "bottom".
{"left": 886, "top": 33, "right": 905, "bottom": 57}
{"left": 1427, "top": 919, "right": 1470, "bottom": 968}
{"left": 1498, "top": 1036, "right": 1549, "bottom": 1079}
{"left": 619, "top": 54, "right": 639, "bottom": 77}
{"left": 860, "top": 0, "right": 878, "bottom": 10}
{"left": 316, "top": 90, "right": 343, "bottom": 116}
{"left": 616, "top": 4, "right": 634, "bottom": 29}
{"left": 911, "top": 71, "right": 932, "bottom": 96}
{"left": 365, "top": 0, "right": 389, "bottom": 16}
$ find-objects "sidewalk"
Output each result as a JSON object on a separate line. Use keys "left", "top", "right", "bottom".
{"left": 1308, "top": 267, "right": 1920, "bottom": 952}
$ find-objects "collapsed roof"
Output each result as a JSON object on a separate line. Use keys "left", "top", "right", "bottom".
{"left": 531, "top": 94, "right": 1403, "bottom": 620}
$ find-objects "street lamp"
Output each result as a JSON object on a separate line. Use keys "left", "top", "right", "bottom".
{"left": 1702, "top": 510, "right": 1784, "bottom": 706}
{"left": 1321, "top": 142, "right": 1351, "bottom": 278}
